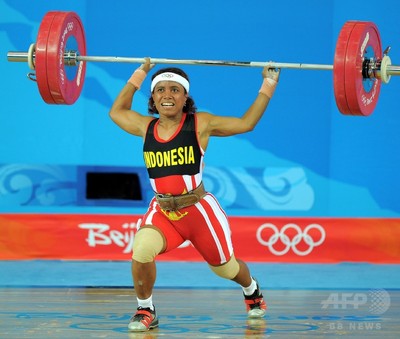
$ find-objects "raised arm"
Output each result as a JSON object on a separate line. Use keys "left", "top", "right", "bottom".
{"left": 199, "top": 67, "right": 280, "bottom": 138}
{"left": 109, "top": 59, "right": 155, "bottom": 137}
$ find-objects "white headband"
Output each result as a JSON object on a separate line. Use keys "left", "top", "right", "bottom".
{"left": 151, "top": 72, "right": 190, "bottom": 94}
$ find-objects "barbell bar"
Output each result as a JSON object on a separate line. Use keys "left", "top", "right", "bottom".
{"left": 6, "top": 11, "right": 400, "bottom": 116}
{"left": 8, "top": 50, "right": 336, "bottom": 70}
{"left": 8, "top": 50, "right": 400, "bottom": 73}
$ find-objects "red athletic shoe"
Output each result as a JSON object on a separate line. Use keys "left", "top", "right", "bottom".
{"left": 128, "top": 306, "right": 159, "bottom": 332}
{"left": 244, "top": 279, "right": 267, "bottom": 318}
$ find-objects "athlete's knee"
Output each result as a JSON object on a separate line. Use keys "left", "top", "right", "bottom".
{"left": 132, "top": 227, "right": 164, "bottom": 263}
{"left": 209, "top": 254, "right": 240, "bottom": 280}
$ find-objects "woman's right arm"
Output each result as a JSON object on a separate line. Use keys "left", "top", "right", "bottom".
{"left": 109, "top": 59, "right": 154, "bottom": 137}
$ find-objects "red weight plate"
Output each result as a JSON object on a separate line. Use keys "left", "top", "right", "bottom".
{"left": 333, "top": 21, "right": 358, "bottom": 115}
{"left": 46, "top": 11, "right": 86, "bottom": 104}
{"left": 35, "top": 12, "right": 58, "bottom": 104}
{"left": 344, "top": 22, "right": 382, "bottom": 116}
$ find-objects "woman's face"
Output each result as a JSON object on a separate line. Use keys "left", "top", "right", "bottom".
{"left": 152, "top": 81, "right": 188, "bottom": 116}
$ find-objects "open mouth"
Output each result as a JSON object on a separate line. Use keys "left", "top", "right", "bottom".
{"left": 161, "top": 102, "right": 174, "bottom": 107}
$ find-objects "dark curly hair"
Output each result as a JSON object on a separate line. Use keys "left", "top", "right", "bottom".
{"left": 148, "top": 67, "right": 197, "bottom": 115}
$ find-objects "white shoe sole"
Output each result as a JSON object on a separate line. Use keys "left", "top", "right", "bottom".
{"left": 248, "top": 308, "right": 266, "bottom": 318}
{"left": 128, "top": 319, "right": 159, "bottom": 332}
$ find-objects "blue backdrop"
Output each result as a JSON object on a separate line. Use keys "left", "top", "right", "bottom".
{"left": 1, "top": 0, "right": 399, "bottom": 217}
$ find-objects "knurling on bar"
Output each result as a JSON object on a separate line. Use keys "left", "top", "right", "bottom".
{"left": 77, "top": 55, "right": 335, "bottom": 71}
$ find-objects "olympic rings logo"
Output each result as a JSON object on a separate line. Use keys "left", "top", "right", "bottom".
{"left": 256, "top": 223, "right": 326, "bottom": 256}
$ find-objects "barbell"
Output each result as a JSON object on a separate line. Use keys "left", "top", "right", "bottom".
{"left": 7, "top": 11, "right": 400, "bottom": 116}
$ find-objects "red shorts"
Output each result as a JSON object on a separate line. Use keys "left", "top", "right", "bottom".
{"left": 140, "top": 193, "right": 233, "bottom": 266}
